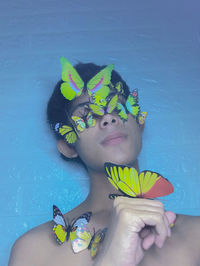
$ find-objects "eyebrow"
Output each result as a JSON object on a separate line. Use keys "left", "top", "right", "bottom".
{"left": 70, "top": 101, "right": 91, "bottom": 115}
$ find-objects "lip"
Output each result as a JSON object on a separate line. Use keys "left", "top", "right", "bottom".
{"left": 101, "top": 132, "right": 128, "bottom": 146}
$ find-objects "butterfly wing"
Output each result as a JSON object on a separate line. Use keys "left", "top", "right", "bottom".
{"left": 126, "top": 90, "right": 140, "bottom": 117}
{"left": 89, "top": 104, "right": 104, "bottom": 116}
{"left": 87, "top": 64, "right": 114, "bottom": 98}
{"left": 116, "top": 102, "right": 128, "bottom": 121}
{"left": 72, "top": 116, "right": 86, "bottom": 132}
{"left": 89, "top": 228, "right": 107, "bottom": 259}
{"left": 52, "top": 205, "right": 68, "bottom": 244}
{"left": 139, "top": 171, "right": 174, "bottom": 198}
{"left": 105, "top": 163, "right": 139, "bottom": 197}
{"left": 138, "top": 112, "right": 147, "bottom": 125}
{"left": 70, "top": 212, "right": 92, "bottom": 253}
{"left": 60, "top": 57, "right": 84, "bottom": 100}
{"left": 55, "top": 123, "right": 77, "bottom": 144}
{"left": 92, "top": 94, "right": 107, "bottom": 107}
{"left": 115, "top": 81, "right": 124, "bottom": 95}
{"left": 86, "top": 112, "right": 96, "bottom": 128}
{"left": 106, "top": 94, "right": 118, "bottom": 114}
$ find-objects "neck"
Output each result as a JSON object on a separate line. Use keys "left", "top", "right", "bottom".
{"left": 82, "top": 160, "right": 139, "bottom": 213}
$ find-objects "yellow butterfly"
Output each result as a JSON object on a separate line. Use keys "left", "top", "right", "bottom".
{"left": 89, "top": 94, "right": 118, "bottom": 116}
{"left": 105, "top": 162, "right": 174, "bottom": 199}
{"left": 72, "top": 112, "right": 96, "bottom": 132}
{"left": 55, "top": 123, "right": 77, "bottom": 144}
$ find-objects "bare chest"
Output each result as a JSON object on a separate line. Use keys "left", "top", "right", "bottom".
{"left": 140, "top": 238, "right": 198, "bottom": 266}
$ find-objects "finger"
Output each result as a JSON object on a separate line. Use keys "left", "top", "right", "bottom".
{"left": 140, "top": 211, "right": 168, "bottom": 248}
{"left": 113, "top": 197, "right": 164, "bottom": 208}
{"left": 142, "top": 232, "right": 156, "bottom": 250}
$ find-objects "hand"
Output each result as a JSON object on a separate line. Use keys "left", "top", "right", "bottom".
{"left": 94, "top": 197, "right": 176, "bottom": 266}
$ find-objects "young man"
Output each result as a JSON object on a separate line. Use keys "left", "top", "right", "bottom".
{"left": 9, "top": 58, "right": 200, "bottom": 266}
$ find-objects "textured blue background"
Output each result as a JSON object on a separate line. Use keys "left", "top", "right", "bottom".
{"left": 1, "top": 0, "right": 200, "bottom": 264}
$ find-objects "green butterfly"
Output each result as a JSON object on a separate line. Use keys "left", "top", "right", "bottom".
{"left": 72, "top": 112, "right": 96, "bottom": 132}
{"left": 60, "top": 57, "right": 113, "bottom": 101}
{"left": 89, "top": 95, "right": 118, "bottom": 116}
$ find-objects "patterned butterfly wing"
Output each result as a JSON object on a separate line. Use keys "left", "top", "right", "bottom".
{"left": 72, "top": 116, "right": 86, "bottom": 132}
{"left": 106, "top": 94, "right": 118, "bottom": 114}
{"left": 105, "top": 163, "right": 174, "bottom": 199}
{"left": 53, "top": 205, "right": 68, "bottom": 244}
{"left": 92, "top": 94, "right": 107, "bottom": 107}
{"left": 138, "top": 112, "right": 147, "bottom": 125}
{"left": 138, "top": 171, "right": 174, "bottom": 198}
{"left": 87, "top": 64, "right": 114, "bottom": 99}
{"left": 89, "top": 228, "right": 107, "bottom": 259}
{"left": 55, "top": 123, "right": 77, "bottom": 144}
{"left": 89, "top": 103, "right": 105, "bottom": 116}
{"left": 60, "top": 57, "right": 84, "bottom": 100}
{"left": 86, "top": 112, "right": 96, "bottom": 128}
{"left": 116, "top": 102, "right": 128, "bottom": 121}
{"left": 70, "top": 212, "right": 92, "bottom": 253}
{"left": 115, "top": 81, "right": 124, "bottom": 95}
{"left": 126, "top": 92, "right": 140, "bottom": 117}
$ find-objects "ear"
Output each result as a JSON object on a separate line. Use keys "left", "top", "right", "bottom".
{"left": 57, "top": 139, "right": 78, "bottom": 159}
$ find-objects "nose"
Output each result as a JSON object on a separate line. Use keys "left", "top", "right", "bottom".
{"left": 99, "top": 113, "right": 119, "bottom": 128}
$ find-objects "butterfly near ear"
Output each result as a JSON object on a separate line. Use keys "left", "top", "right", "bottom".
{"left": 104, "top": 163, "right": 174, "bottom": 199}
{"left": 55, "top": 123, "right": 77, "bottom": 144}
{"left": 52, "top": 205, "right": 92, "bottom": 245}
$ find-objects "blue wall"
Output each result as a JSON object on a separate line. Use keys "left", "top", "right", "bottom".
{"left": 1, "top": 0, "right": 200, "bottom": 264}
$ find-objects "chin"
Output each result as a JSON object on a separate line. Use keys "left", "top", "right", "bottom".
{"left": 103, "top": 153, "right": 138, "bottom": 167}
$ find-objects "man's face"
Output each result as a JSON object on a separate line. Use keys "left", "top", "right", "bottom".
{"left": 70, "top": 92, "right": 142, "bottom": 172}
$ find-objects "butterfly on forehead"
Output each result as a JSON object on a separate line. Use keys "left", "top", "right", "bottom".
{"left": 104, "top": 163, "right": 174, "bottom": 199}
{"left": 60, "top": 57, "right": 113, "bottom": 101}
{"left": 52, "top": 205, "right": 92, "bottom": 245}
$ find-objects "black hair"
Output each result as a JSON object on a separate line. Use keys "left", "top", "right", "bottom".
{"left": 47, "top": 61, "right": 131, "bottom": 142}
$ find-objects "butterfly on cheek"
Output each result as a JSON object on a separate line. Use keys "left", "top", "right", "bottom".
{"left": 71, "top": 112, "right": 96, "bottom": 132}
{"left": 104, "top": 163, "right": 174, "bottom": 199}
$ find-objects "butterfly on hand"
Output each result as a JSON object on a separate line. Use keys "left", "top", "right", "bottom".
{"left": 104, "top": 163, "right": 174, "bottom": 199}
{"left": 52, "top": 205, "right": 92, "bottom": 245}
{"left": 60, "top": 57, "right": 113, "bottom": 101}
{"left": 55, "top": 123, "right": 77, "bottom": 144}
{"left": 72, "top": 112, "right": 96, "bottom": 132}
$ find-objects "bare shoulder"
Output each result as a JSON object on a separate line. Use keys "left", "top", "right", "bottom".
{"left": 8, "top": 220, "right": 56, "bottom": 266}
{"left": 8, "top": 207, "right": 94, "bottom": 266}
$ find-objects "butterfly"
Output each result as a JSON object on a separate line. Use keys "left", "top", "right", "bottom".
{"left": 138, "top": 111, "right": 147, "bottom": 125}
{"left": 72, "top": 112, "right": 96, "bottom": 132}
{"left": 55, "top": 123, "right": 77, "bottom": 144}
{"left": 116, "top": 102, "right": 128, "bottom": 122}
{"left": 115, "top": 81, "right": 124, "bottom": 95}
{"left": 52, "top": 205, "right": 92, "bottom": 245}
{"left": 104, "top": 162, "right": 174, "bottom": 199}
{"left": 125, "top": 89, "right": 140, "bottom": 117}
{"left": 88, "top": 94, "right": 118, "bottom": 116}
{"left": 60, "top": 57, "right": 113, "bottom": 101}
{"left": 70, "top": 222, "right": 107, "bottom": 259}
